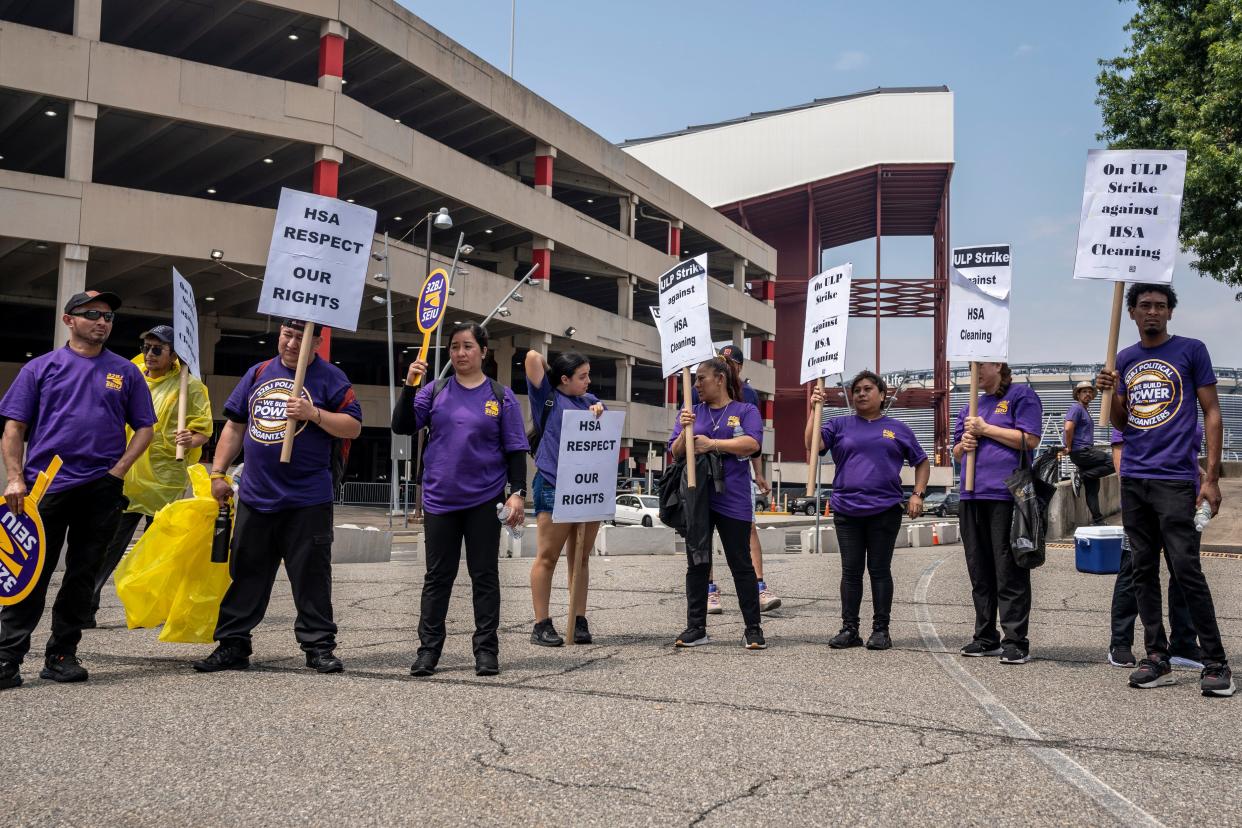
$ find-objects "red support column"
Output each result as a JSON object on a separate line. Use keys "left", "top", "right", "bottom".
{"left": 534, "top": 154, "right": 554, "bottom": 197}
{"left": 313, "top": 23, "right": 347, "bottom": 361}
{"left": 318, "top": 33, "right": 345, "bottom": 83}
{"left": 667, "top": 220, "right": 683, "bottom": 256}
{"left": 531, "top": 241, "right": 553, "bottom": 285}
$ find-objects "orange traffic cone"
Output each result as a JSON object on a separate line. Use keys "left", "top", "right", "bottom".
{"left": 823, "top": 500, "right": 831, "bottom": 517}
{"left": 932, "top": 524, "right": 941, "bottom": 545}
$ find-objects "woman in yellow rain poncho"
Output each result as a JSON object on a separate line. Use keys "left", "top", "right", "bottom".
{"left": 89, "top": 325, "right": 213, "bottom": 621}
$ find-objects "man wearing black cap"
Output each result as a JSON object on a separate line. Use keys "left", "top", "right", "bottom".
{"left": 0, "top": 290, "right": 156, "bottom": 690}
{"left": 692, "top": 344, "right": 782, "bottom": 615}
{"left": 89, "top": 324, "right": 214, "bottom": 622}
{"left": 192, "top": 320, "right": 361, "bottom": 675}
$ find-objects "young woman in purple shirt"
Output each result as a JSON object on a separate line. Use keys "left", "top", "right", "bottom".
{"left": 668, "top": 356, "right": 767, "bottom": 650}
{"left": 393, "top": 323, "right": 528, "bottom": 678}
{"left": 806, "top": 371, "right": 929, "bottom": 651}
{"left": 524, "top": 350, "right": 605, "bottom": 647}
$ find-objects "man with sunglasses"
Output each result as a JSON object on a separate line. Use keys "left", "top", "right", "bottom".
{"left": 0, "top": 291, "right": 156, "bottom": 690}
{"left": 88, "top": 324, "right": 214, "bottom": 624}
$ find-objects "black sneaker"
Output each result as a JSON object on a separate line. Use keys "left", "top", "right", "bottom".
{"left": 829, "top": 627, "right": 863, "bottom": 649}
{"left": 574, "top": 616, "right": 592, "bottom": 645}
{"left": 305, "top": 649, "right": 344, "bottom": 674}
{"left": 1200, "top": 663, "right": 1236, "bottom": 698}
{"left": 40, "top": 653, "right": 88, "bottom": 683}
{"left": 475, "top": 651, "right": 500, "bottom": 677}
{"left": 410, "top": 651, "right": 437, "bottom": 677}
{"left": 674, "top": 627, "right": 710, "bottom": 648}
{"left": 866, "top": 629, "right": 892, "bottom": 651}
{"left": 191, "top": 644, "right": 250, "bottom": 673}
{"left": 999, "top": 645, "right": 1030, "bottom": 665}
{"left": 1108, "top": 646, "right": 1136, "bottom": 668}
{"left": 0, "top": 659, "right": 22, "bottom": 690}
{"left": 1129, "top": 657, "right": 1175, "bottom": 689}
{"left": 530, "top": 618, "right": 564, "bottom": 648}
{"left": 960, "top": 640, "right": 1003, "bottom": 657}
{"left": 744, "top": 627, "right": 767, "bottom": 650}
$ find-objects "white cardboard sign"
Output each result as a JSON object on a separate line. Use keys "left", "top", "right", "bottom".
{"left": 171, "top": 267, "right": 201, "bottom": 378}
{"left": 947, "top": 244, "right": 1011, "bottom": 362}
{"left": 257, "top": 188, "right": 378, "bottom": 330}
{"left": 800, "top": 263, "right": 852, "bottom": 384}
{"left": 552, "top": 410, "right": 626, "bottom": 523}
{"left": 1072, "top": 149, "right": 1186, "bottom": 284}
{"left": 657, "top": 254, "right": 715, "bottom": 378}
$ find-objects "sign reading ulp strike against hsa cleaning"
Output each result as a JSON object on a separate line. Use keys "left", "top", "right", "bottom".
{"left": 1073, "top": 149, "right": 1186, "bottom": 284}
{"left": 257, "top": 188, "right": 378, "bottom": 331}
{"left": 800, "top": 263, "right": 852, "bottom": 385}
{"left": 552, "top": 411, "right": 626, "bottom": 523}
{"left": 947, "top": 244, "right": 1011, "bottom": 362}
{"left": 657, "top": 254, "right": 715, "bottom": 377}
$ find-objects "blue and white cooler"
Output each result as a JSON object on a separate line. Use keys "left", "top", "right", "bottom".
{"left": 1074, "top": 525, "right": 1125, "bottom": 574}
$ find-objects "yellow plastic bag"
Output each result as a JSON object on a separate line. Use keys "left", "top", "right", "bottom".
{"left": 114, "top": 465, "right": 231, "bottom": 642}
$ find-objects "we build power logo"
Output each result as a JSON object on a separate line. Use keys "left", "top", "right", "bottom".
{"left": 0, "top": 457, "right": 60, "bottom": 606}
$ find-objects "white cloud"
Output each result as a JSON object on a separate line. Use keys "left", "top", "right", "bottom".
{"left": 1027, "top": 213, "right": 1079, "bottom": 241}
{"left": 1014, "top": 43, "right": 1035, "bottom": 58}
{"left": 833, "top": 50, "right": 868, "bottom": 71}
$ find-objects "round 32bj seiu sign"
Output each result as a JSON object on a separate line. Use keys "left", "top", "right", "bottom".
{"left": 0, "top": 456, "right": 61, "bottom": 606}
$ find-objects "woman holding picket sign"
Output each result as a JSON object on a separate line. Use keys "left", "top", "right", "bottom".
{"left": 392, "top": 322, "right": 528, "bottom": 678}
{"left": 525, "top": 350, "right": 605, "bottom": 647}
{"left": 805, "top": 371, "right": 930, "bottom": 650}
{"left": 669, "top": 356, "right": 767, "bottom": 650}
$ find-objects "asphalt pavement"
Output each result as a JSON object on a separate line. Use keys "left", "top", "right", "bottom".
{"left": 5, "top": 543, "right": 1241, "bottom": 826}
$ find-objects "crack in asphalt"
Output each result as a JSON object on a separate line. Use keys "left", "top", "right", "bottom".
{"left": 470, "top": 719, "right": 649, "bottom": 797}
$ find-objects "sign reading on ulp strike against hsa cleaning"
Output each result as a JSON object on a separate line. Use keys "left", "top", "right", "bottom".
{"left": 947, "top": 244, "right": 1011, "bottom": 362}
{"left": 552, "top": 411, "right": 626, "bottom": 523}
{"left": 257, "top": 188, "right": 378, "bottom": 331}
{"left": 800, "top": 263, "right": 852, "bottom": 385}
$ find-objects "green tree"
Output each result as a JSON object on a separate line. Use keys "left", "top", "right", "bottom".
{"left": 1097, "top": 0, "right": 1242, "bottom": 289}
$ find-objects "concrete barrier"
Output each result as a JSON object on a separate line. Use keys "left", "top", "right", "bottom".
{"left": 595, "top": 524, "right": 678, "bottom": 556}
{"left": 934, "top": 522, "right": 960, "bottom": 544}
{"left": 893, "top": 527, "right": 911, "bottom": 549}
{"left": 1047, "top": 474, "right": 1120, "bottom": 539}
{"left": 332, "top": 525, "right": 392, "bottom": 563}
{"left": 801, "top": 526, "right": 839, "bottom": 554}
{"left": 908, "top": 523, "right": 934, "bottom": 547}
{"left": 499, "top": 524, "right": 538, "bottom": 558}
{"left": 754, "top": 526, "right": 790, "bottom": 556}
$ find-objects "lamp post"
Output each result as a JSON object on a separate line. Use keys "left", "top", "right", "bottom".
{"left": 369, "top": 232, "right": 399, "bottom": 523}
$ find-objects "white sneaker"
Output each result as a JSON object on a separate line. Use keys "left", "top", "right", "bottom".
{"left": 759, "top": 587, "right": 781, "bottom": 613}
{"left": 707, "top": 588, "right": 722, "bottom": 615}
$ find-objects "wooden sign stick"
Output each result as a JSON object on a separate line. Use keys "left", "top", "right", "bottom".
{"left": 682, "top": 366, "right": 696, "bottom": 488}
{"left": 964, "top": 362, "right": 979, "bottom": 492}
{"left": 805, "top": 377, "right": 825, "bottom": 495}
{"left": 280, "top": 321, "right": 316, "bottom": 463}
{"left": 1098, "top": 282, "right": 1125, "bottom": 428}
{"left": 175, "top": 369, "right": 189, "bottom": 461}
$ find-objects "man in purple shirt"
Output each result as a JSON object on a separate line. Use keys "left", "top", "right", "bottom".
{"left": 0, "top": 290, "right": 156, "bottom": 690}
{"left": 1061, "top": 381, "right": 1110, "bottom": 524}
{"left": 1097, "top": 282, "right": 1232, "bottom": 697}
{"left": 192, "top": 321, "right": 362, "bottom": 675}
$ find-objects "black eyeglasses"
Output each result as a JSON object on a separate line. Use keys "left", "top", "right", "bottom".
{"left": 140, "top": 344, "right": 166, "bottom": 356}
{"left": 71, "top": 310, "right": 115, "bottom": 322}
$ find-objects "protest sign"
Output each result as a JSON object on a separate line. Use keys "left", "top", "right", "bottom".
{"left": 552, "top": 411, "right": 625, "bottom": 523}
{"left": 947, "top": 245, "right": 1011, "bottom": 362}
{"left": 657, "top": 255, "right": 713, "bottom": 489}
{"left": 171, "top": 268, "right": 200, "bottom": 461}
{"left": 257, "top": 188, "right": 378, "bottom": 332}
{"left": 408, "top": 267, "right": 449, "bottom": 388}
{"left": 800, "top": 263, "right": 852, "bottom": 385}
{"left": 0, "top": 456, "right": 60, "bottom": 607}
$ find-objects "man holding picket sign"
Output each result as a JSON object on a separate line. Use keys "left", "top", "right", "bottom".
{"left": 192, "top": 188, "right": 372, "bottom": 674}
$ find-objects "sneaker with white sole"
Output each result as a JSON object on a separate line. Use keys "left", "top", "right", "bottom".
{"left": 706, "top": 582, "right": 722, "bottom": 615}
{"left": 1200, "top": 663, "right": 1235, "bottom": 698}
{"left": 757, "top": 581, "right": 781, "bottom": 613}
{"left": 675, "top": 627, "right": 710, "bottom": 648}
{"left": 1129, "top": 657, "right": 1175, "bottom": 689}
{"left": 960, "top": 640, "right": 1003, "bottom": 657}
{"left": 1108, "top": 646, "right": 1137, "bottom": 668}
{"left": 743, "top": 627, "right": 767, "bottom": 650}
{"left": 999, "top": 645, "right": 1030, "bottom": 665}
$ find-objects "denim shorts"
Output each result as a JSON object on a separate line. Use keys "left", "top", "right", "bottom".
{"left": 533, "top": 471, "right": 557, "bottom": 515}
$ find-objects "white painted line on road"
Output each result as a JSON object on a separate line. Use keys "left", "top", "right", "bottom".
{"left": 914, "top": 558, "right": 1165, "bottom": 828}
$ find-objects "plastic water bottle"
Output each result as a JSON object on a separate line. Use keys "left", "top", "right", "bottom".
{"left": 211, "top": 503, "right": 231, "bottom": 563}
{"left": 496, "top": 503, "right": 524, "bottom": 540}
{"left": 1194, "top": 501, "right": 1213, "bottom": 533}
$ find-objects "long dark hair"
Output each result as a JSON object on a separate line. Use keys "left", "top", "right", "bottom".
{"left": 550, "top": 351, "right": 589, "bottom": 390}
{"left": 702, "top": 356, "right": 742, "bottom": 402}
{"left": 995, "top": 362, "right": 1012, "bottom": 397}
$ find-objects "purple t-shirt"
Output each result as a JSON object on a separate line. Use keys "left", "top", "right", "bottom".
{"left": 668, "top": 400, "right": 762, "bottom": 521}
{"left": 1115, "top": 335, "right": 1215, "bottom": 482}
{"left": 414, "top": 377, "right": 529, "bottom": 515}
{"left": 0, "top": 346, "right": 156, "bottom": 493}
{"left": 820, "top": 415, "right": 927, "bottom": 516}
{"left": 223, "top": 355, "right": 362, "bottom": 512}
{"left": 1064, "top": 401, "right": 1094, "bottom": 449}
{"left": 528, "top": 374, "right": 601, "bottom": 487}
{"left": 954, "top": 383, "right": 1043, "bottom": 501}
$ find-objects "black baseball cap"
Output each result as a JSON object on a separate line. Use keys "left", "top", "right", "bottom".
{"left": 64, "top": 290, "right": 122, "bottom": 314}
{"left": 719, "top": 343, "right": 744, "bottom": 365}
{"left": 140, "top": 324, "right": 174, "bottom": 343}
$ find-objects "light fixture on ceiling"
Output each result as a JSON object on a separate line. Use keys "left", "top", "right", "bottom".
{"left": 393, "top": 216, "right": 403, "bottom": 221}
{"left": 210, "top": 249, "right": 224, "bottom": 260}
{"left": 288, "top": 31, "right": 299, "bottom": 40}
{"left": 586, "top": 198, "right": 594, "bottom": 204}
{"left": 682, "top": 249, "right": 689, "bottom": 254}
{"left": 204, "top": 295, "right": 216, "bottom": 302}
{"left": 206, "top": 188, "right": 217, "bottom": 194}
{"left": 257, "top": 339, "right": 266, "bottom": 344}
{"left": 393, "top": 118, "right": 401, "bottom": 124}
{"left": 35, "top": 242, "right": 48, "bottom": 250}
{"left": 564, "top": 326, "right": 577, "bottom": 338}
{"left": 484, "top": 228, "right": 493, "bottom": 234}
{"left": 0, "top": 154, "right": 5, "bottom": 161}
{"left": 346, "top": 198, "right": 355, "bottom": 203}
{"left": 263, "top": 157, "right": 274, "bottom": 164}
{"left": 44, "top": 109, "right": 57, "bottom": 117}
{"left": 25, "top": 351, "right": 33, "bottom": 358}
{"left": 583, "top": 276, "right": 591, "bottom": 280}
{"left": 432, "top": 206, "right": 453, "bottom": 229}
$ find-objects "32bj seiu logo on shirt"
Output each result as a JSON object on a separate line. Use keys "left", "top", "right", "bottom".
{"left": 248, "top": 378, "right": 313, "bottom": 444}
{"left": 1124, "top": 359, "right": 1182, "bottom": 429}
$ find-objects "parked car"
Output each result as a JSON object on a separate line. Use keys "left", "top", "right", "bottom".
{"left": 614, "top": 494, "right": 661, "bottom": 527}
{"left": 789, "top": 487, "right": 832, "bottom": 516}
{"left": 918, "top": 491, "right": 960, "bottom": 517}
{"left": 617, "top": 477, "right": 658, "bottom": 496}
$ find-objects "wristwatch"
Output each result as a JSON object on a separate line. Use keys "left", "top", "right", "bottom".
{"left": 911, "top": 490, "right": 926, "bottom": 498}
{"left": 510, "top": 488, "right": 526, "bottom": 499}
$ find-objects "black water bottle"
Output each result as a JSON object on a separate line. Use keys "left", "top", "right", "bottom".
{"left": 211, "top": 503, "right": 231, "bottom": 563}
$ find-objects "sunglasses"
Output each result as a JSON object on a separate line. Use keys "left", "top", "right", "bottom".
{"left": 71, "top": 309, "right": 115, "bottom": 322}
{"left": 140, "top": 343, "right": 167, "bottom": 356}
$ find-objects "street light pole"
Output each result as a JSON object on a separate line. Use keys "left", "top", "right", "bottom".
{"left": 382, "top": 231, "right": 398, "bottom": 525}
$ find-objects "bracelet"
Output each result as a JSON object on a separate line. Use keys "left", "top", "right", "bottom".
{"left": 314, "top": 408, "right": 323, "bottom": 424}
{"left": 209, "top": 472, "right": 227, "bottom": 480}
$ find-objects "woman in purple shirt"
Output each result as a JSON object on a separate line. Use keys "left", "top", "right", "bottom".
{"left": 525, "top": 350, "right": 605, "bottom": 648}
{"left": 805, "top": 371, "right": 930, "bottom": 651}
{"left": 952, "top": 362, "right": 1043, "bottom": 665}
{"left": 668, "top": 357, "right": 766, "bottom": 650}
{"left": 392, "top": 323, "right": 528, "bottom": 678}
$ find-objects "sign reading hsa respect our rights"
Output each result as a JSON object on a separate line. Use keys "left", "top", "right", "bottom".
{"left": 258, "top": 188, "right": 378, "bottom": 330}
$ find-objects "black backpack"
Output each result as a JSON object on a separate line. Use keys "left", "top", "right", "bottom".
{"left": 526, "top": 395, "right": 556, "bottom": 458}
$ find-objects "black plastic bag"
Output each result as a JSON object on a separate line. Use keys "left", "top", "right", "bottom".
{"left": 1006, "top": 437, "right": 1056, "bottom": 569}
{"left": 1032, "top": 449, "right": 1061, "bottom": 489}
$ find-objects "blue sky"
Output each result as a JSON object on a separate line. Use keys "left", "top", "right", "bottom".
{"left": 403, "top": 1, "right": 1240, "bottom": 373}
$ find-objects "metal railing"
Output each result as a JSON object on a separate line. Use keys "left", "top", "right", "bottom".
{"left": 337, "top": 482, "right": 417, "bottom": 506}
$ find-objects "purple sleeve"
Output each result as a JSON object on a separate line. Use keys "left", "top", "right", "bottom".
{"left": 500, "top": 389, "right": 531, "bottom": 452}
{"left": 1191, "top": 341, "right": 1217, "bottom": 388}
{"left": 124, "top": 362, "right": 157, "bottom": 429}
{"left": 1110, "top": 428, "right": 1124, "bottom": 445}
{"left": 1013, "top": 386, "right": 1043, "bottom": 436}
{"left": 586, "top": 392, "right": 603, "bottom": 409}
{"left": 741, "top": 404, "right": 762, "bottom": 443}
{"left": 667, "top": 415, "right": 684, "bottom": 453}
{"left": 223, "top": 368, "right": 256, "bottom": 422}
{"left": 952, "top": 406, "right": 967, "bottom": 444}
{"left": 818, "top": 417, "right": 839, "bottom": 456}
{"left": 325, "top": 374, "right": 362, "bottom": 422}
{"left": 900, "top": 423, "right": 928, "bottom": 466}
{"left": 413, "top": 384, "right": 434, "bottom": 432}
{"left": 0, "top": 363, "right": 38, "bottom": 423}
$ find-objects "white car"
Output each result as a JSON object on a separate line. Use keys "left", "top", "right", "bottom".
{"left": 614, "top": 494, "right": 661, "bottom": 527}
